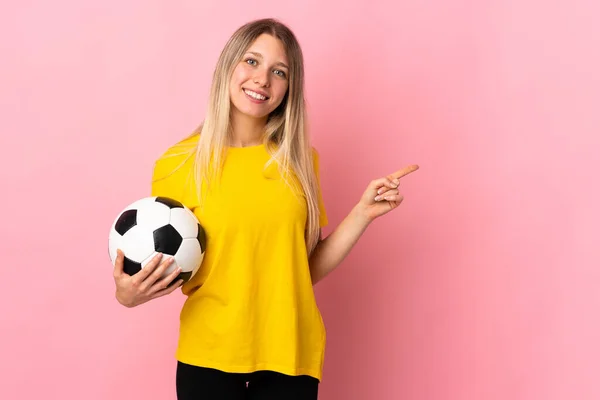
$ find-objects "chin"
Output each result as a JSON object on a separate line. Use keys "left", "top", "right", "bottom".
{"left": 239, "top": 107, "right": 270, "bottom": 119}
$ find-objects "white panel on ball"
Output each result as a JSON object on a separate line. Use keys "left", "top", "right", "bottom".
{"left": 175, "top": 238, "right": 204, "bottom": 276}
{"left": 183, "top": 207, "right": 198, "bottom": 223}
{"left": 120, "top": 225, "right": 155, "bottom": 263}
{"left": 108, "top": 228, "right": 121, "bottom": 265}
{"left": 136, "top": 201, "right": 171, "bottom": 231}
{"left": 169, "top": 207, "right": 199, "bottom": 239}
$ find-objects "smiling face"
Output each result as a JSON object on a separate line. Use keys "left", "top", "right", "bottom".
{"left": 229, "top": 33, "right": 290, "bottom": 122}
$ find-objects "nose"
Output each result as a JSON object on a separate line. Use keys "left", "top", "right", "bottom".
{"left": 253, "top": 68, "right": 270, "bottom": 88}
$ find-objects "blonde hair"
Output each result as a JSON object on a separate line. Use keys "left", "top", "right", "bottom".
{"left": 167, "top": 18, "right": 323, "bottom": 255}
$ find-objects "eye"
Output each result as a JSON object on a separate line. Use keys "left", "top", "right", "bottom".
{"left": 274, "top": 69, "right": 287, "bottom": 78}
{"left": 245, "top": 58, "right": 257, "bottom": 66}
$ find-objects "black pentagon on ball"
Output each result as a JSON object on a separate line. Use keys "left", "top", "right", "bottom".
{"left": 166, "top": 270, "right": 193, "bottom": 287}
{"left": 115, "top": 209, "right": 137, "bottom": 236}
{"left": 123, "top": 256, "right": 142, "bottom": 276}
{"left": 197, "top": 223, "right": 207, "bottom": 252}
{"left": 177, "top": 270, "right": 194, "bottom": 283}
{"left": 153, "top": 224, "right": 183, "bottom": 255}
{"left": 155, "top": 196, "right": 183, "bottom": 209}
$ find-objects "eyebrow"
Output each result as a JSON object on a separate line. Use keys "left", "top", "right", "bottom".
{"left": 246, "top": 51, "right": 289, "bottom": 70}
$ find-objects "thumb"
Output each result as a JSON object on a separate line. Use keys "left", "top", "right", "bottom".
{"left": 113, "top": 249, "right": 125, "bottom": 277}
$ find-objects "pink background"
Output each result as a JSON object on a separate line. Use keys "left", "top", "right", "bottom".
{"left": 1, "top": 0, "right": 598, "bottom": 399}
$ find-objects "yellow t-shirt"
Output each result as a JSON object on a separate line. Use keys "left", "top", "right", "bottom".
{"left": 150, "top": 134, "right": 329, "bottom": 380}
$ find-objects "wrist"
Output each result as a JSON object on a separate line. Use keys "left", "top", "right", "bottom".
{"left": 351, "top": 204, "right": 373, "bottom": 229}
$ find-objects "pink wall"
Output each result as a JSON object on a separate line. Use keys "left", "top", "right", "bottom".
{"left": 1, "top": 1, "right": 598, "bottom": 399}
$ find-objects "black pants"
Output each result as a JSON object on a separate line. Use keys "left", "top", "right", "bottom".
{"left": 176, "top": 361, "right": 319, "bottom": 400}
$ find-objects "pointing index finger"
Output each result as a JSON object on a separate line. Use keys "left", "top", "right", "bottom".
{"left": 390, "top": 164, "right": 419, "bottom": 180}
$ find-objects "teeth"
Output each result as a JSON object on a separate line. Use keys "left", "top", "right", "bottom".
{"left": 244, "top": 89, "right": 267, "bottom": 100}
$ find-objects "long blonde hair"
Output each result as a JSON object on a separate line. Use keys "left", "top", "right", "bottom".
{"left": 175, "top": 18, "right": 322, "bottom": 255}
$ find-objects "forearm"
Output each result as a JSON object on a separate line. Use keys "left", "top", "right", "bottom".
{"left": 309, "top": 205, "right": 371, "bottom": 284}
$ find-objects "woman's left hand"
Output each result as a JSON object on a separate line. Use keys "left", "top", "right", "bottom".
{"left": 355, "top": 164, "right": 419, "bottom": 223}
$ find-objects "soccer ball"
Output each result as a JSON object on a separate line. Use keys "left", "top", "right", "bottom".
{"left": 108, "top": 196, "right": 206, "bottom": 283}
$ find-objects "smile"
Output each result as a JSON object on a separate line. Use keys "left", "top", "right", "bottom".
{"left": 243, "top": 89, "right": 269, "bottom": 101}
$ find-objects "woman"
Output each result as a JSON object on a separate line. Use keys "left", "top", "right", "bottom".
{"left": 113, "top": 18, "right": 418, "bottom": 400}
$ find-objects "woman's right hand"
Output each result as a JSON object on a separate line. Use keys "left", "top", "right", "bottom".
{"left": 113, "top": 249, "right": 184, "bottom": 308}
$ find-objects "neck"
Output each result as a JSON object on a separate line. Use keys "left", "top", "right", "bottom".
{"left": 229, "top": 109, "right": 267, "bottom": 147}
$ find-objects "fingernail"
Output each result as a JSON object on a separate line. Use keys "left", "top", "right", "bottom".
{"left": 377, "top": 188, "right": 384, "bottom": 194}
{"left": 393, "top": 179, "right": 400, "bottom": 185}
{"left": 374, "top": 195, "right": 381, "bottom": 201}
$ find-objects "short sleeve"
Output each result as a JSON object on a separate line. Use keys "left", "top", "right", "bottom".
{"left": 150, "top": 159, "right": 179, "bottom": 199}
{"left": 150, "top": 135, "right": 199, "bottom": 209}
{"left": 312, "top": 148, "right": 328, "bottom": 228}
